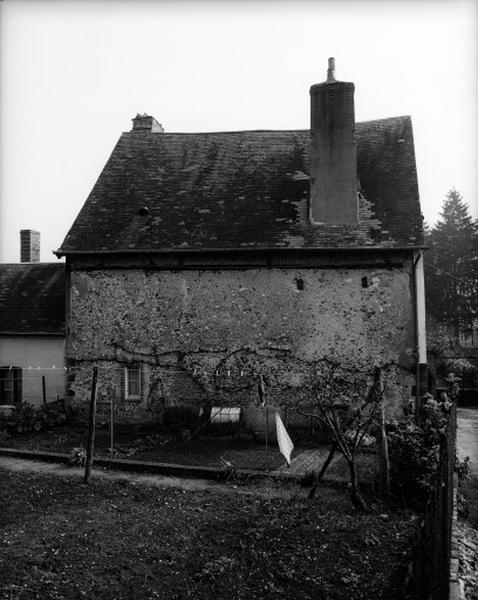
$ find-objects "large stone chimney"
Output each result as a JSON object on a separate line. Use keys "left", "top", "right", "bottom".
{"left": 309, "top": 58, "right": 358, "bottom": 224}
{"left": 20, "top": 229, "right": 40, "bottom": 263}
{"left": 131, "top": 113, "right": 164, "bottom": 133}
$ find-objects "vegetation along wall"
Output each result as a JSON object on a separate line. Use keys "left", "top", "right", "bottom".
{"left": 67, "top": 266, "right": 416, "bottom": 422}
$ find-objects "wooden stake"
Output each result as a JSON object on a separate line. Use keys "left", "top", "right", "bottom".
{"left": 84, "top": 367, "right": 98, "bottom": 484}
{"left": 265, "top": 404, "right": 269, "bottom": 473}
{"left": 110, "top": 395, "right": 114, "bottom": 460}
{"left": 42, "top": 376, "right": 46, "bottom": 405}
{"left": 378, "top": 401, "right": 391, "bottom": 496}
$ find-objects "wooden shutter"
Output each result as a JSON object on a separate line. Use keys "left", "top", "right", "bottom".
{"left": 119, "top": 366, "right": 126, "bottom": 401}
{"left": 14, "top": 368, "right": 22, "bottom": 405}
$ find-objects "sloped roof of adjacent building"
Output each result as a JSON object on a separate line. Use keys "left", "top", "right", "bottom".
{"left": 0, "top": 264, "right": 65, "bottom": 335}
{"left": 57, "top": 115, "right": 424, "bottom": 255}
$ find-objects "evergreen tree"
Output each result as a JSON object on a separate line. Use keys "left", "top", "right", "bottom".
{"left": 425, "top": 189, "right": 478, "bottom": 340}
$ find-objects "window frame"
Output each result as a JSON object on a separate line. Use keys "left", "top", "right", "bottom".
{"left": 0, "top": 366, "right": 22, "bottom": 406}
{"left": 124, "top": 365, "right": 142, "bottom": 401}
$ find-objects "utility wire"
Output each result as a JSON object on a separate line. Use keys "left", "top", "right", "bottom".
{"left": 424, "top": 261, "right": 476, "bottom": 286}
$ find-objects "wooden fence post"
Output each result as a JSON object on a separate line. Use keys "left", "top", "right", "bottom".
{"left": 84, "top": 367, "right": 98, "bottom": 484}
{"left": 42, "top": 376, "right": 47, "bottom": 405}
{"left": 110, "top": 395, "right": 114, "bottom": 460}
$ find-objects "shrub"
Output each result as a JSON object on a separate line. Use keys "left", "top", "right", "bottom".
{"left": 163, "top": 405, "right": 201, "bottom": 438}
{"left": 37, "top": 404, "right": 67, "bottom": 430}
{"left": 69, "top": 446, "right": 87, "bottom": 467}
{"left": 455, "top": 455, "right": 470, "bottom": 482}
{"left": 0, "top": 403, "right": 66, "bottom": 436}
{"left": 203, "top": 420, "right": 241, "bottom": 438}
{"left": 386, "top": 394, "right": 452, "bottom": 508}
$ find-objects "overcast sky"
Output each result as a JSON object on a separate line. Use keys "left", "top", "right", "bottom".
{"left": 1, "top": 0, "right": 477, "bottom": 263}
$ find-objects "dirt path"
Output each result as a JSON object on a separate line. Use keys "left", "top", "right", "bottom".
{"left": 457, "top": 407, "right": 478, "bottom": 528}
{"left": 0, "top": 455, "right": 236, "bottom": 492}
{"left": 0, "top": 455, "right": 299, "bottom": 499}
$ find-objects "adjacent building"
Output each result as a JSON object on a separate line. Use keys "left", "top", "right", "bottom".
{"left": 0, "top": 231, "right": 66, "bottom": 407}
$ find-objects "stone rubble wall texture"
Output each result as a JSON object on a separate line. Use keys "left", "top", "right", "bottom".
{"left": 67, "top": 266, "right": 416, "bottom": 422}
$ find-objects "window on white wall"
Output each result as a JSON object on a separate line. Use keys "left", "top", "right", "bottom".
{"left": 0, "top": 367, "right": 22, "bottom": 405}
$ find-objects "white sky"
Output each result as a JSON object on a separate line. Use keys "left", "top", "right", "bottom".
{"left": 1, "top": 0, "right": 477, "bottom": 263}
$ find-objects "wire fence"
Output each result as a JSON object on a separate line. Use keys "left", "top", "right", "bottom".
{"left": 0, "top": 364, "right": 326, "bottom": 473}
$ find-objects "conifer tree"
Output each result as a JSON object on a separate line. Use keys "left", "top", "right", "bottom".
{"left": 425, "top": 190, "right": 477, "bottom": 340}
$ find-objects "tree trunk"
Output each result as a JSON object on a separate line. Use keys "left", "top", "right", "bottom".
{"left": 308, "top": 442, "right": 337, "bottom": 500}
{"left": 349, "top": 460, "right": 367, "bottom": 511}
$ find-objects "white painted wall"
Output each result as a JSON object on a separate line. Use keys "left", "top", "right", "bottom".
{"left": 0, "top": 336, "right": 65, "bottom": 407}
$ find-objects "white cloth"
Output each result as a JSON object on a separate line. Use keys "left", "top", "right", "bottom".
{"left": 275, "top": 413, "right": 294, "bottom": 466}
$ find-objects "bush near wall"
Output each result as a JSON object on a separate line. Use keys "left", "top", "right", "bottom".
{"left": 386, "top": 394, "right": 453, "bottom": 510}
{"left": 392, "top": 396, "right": 457, "bottom": 600}
{"left": 0, "top": 402, "right": 66, "bottom": 436}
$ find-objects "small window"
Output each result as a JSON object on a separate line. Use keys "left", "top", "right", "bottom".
{"left": 0, "top": 367, "right": 22, "bottom": 405}
{"left": 124, "top": 366, "right": 142, "bottom": 400}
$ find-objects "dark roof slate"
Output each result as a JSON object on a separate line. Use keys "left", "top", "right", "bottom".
{"left": 0, "top": 264, "right": 65, "bottom": 335}
{"left": 58, "top": 116, "right": 423, "bottom": 254}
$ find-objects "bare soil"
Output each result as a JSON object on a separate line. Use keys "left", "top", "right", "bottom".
{"left": 0, "top": 463, "right": 415, "bottom": 600}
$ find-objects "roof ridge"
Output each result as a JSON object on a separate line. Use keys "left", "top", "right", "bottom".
{"left": 121, "top": 116, "right": 411, "bottom": 136}
{"left": 355, "top": 115, "right": 411, "bottom": 125}
{"left": 123, "top": 129, "right": 309, "bottom": 136}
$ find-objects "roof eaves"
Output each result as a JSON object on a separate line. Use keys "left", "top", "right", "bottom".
{"left": 56, "top": 245, "right": 426, "bottom": 257}
{"left": 0, "top": 331, "right": 64, "bottom": 337}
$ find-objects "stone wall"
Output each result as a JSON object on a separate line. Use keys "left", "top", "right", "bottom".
{"left": 67, "top": 265, "right": 416, "bottom": 422}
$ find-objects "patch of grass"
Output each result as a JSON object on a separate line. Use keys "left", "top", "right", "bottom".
{"left": 0, "top": 467, "right": 416, "bottom": 600}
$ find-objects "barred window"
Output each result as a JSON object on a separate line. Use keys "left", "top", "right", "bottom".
{"left": 124, "top": 366, "right": 141, "bottom": 400}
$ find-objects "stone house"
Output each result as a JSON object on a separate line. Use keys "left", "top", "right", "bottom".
{"left": 0, "top": 230, "right": 66, "bottom": 407}
{"left": 56, "top": 60, "right": 426, "bottom": 423}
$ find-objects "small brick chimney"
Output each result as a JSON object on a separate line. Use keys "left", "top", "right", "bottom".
{"left": 131, "top": 113, "right": 164, "bottom": 133}
{"left": 20, "top": 229, "right": 40, "bottom": 263}
{"left": 309, "top": 58, "right": 358, "bottom": 224}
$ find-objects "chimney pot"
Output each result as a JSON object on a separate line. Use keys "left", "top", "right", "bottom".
{"left": 327, "top": 57, "right": 336, "bottom": 82}
{"left": 20, "top": 230, "right": 40, "bottom": 263}
{"left": 131, "top": 113, "right": 164, "bottom": 133}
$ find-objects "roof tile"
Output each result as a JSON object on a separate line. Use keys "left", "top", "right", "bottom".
{"left": 58, "top": 116, "right": 423, "bottom": 254}
{"left": 0, "top": 264, "right": 65, "bottom": 335}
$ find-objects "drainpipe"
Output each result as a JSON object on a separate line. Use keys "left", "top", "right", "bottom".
{"left": 412, "top": 250, "right": 427, "bottom": 424}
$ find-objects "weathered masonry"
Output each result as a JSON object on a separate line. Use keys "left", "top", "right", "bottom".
{"left": 56, "top": 59, "right": 427, "bottom": 423}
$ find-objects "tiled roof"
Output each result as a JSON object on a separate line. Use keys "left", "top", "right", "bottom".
{"left": 58, "top": 116, "right": 423, "bottom": 254}
{"left": 0, "top": 264, "right": 65, "bottom": 335}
